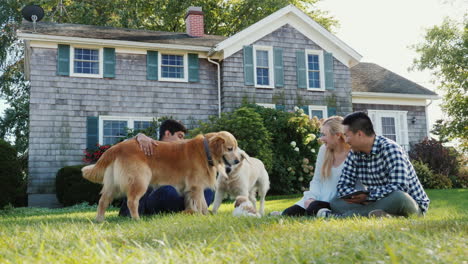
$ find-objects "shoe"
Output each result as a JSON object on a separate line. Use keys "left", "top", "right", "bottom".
{"left": 368, "top": 209, "right": 393, "bottom": 218}
{"left": 269, "top": 211, "right": 282, "bottom": 216}
{"left": 317, "top": 208, "right": 341, "bottom": 218}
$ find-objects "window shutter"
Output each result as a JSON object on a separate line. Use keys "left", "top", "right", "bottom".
{"left": 324, "top": 52, "right": 334, "bottom": 90}
{"left": 296, "top": 50, "right": 307, "bottom": 88}
{"left": 327, "top": 106, "right": 337, "bottom": 117}
{"left": 300, "top": 106, "right": 309, "bottom": 116}
{"left": 147, "top": 51, "right": 158, "bottom": 80}
{"left": 103, "top": 48, "right": 115, "bottom": 78}
{"left": 86, "top": 116, "right": 99, "bottom": 150}
{"left": 273, "top": 47, "right": 284, "bottom": 88}
{"left": 275, "top": 105, "right": 285, "bottom": 111}
{"left": 397, "top": 112, "right": 409, "bottom": 150}
{"left": 243, "top": 46, "right": 254, "bottom": 86}
{"left": 188, "top": 53, "right": 199, "bottom": 82}
{"left": 57, "top": 44, "right": 70, "bottom": 76}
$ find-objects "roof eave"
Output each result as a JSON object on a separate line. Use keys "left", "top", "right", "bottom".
{"left": 352, "top": 91, "right": 440, "bottom": 100}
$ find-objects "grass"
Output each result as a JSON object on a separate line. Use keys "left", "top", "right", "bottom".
{"left": 0, "top": 189, "right": 466, "bottom": 264}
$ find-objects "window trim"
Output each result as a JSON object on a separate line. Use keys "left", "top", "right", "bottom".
{"left": 367, "top": 110, "right": 409, "bottom": 150}
{"left": 158, "top": 52, "right": 188, "bottom": 82}
{"left": 69, "top": 45, "right": 104, "bottom": 78}
{"left": 256, "top": 103, "right": 275, "bottom": 109}
{"left": 98, "top": 116, "right": 154, "bottom": 145}
{"left": 308, "top": 105, "right": 328, "bottom": 119}
{"left": 305, "top": 49, "right": 325, "bottom": 91}
{"left": 253, "top": 45, "right": 274, "bottom": 89}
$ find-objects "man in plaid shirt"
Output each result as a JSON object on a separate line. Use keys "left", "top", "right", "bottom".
{"left": 324, "top": 112, "right": 429, "bottom": 218}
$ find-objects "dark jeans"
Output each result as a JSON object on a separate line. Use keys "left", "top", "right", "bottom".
{"left": 119, "top": 186, "right": 215, "bottom": 217}
{"left": 282, "top": 200, "right": 331, "bottom": 216}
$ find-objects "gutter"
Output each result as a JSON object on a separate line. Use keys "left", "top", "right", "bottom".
{"left": 207, "top": 57, "right": 221, "bottom": 118}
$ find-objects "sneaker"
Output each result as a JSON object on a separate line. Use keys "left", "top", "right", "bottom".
{"left": 368, "top": 209, "right": 393, "bottom": 218}
{"left": 316, "top": 208, "right": 334, "bottom": 218}
{"left": 269, "top": 211, "right": 282, "bottom": 216}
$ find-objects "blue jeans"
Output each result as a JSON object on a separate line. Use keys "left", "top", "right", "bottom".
{"left": 119, "top": 186, "right": 214, "bottom": 217}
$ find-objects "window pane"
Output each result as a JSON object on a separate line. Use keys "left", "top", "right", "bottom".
{"left": 308, "top": 55, "right": 320, "bottom": 71}
{"left": 256, "top": 68, "right": 269, "bottom": 85}
{"left": 161, "top": 54, "right": 184, "bottom": 78}
{"left": 381, "top": 117, "right": 396, "bottom": 141}
{"left": 103, "top": 120, "right": 127, "bottom": 145}
{"left": 134, "top": 121, "right": 151, "bottom": 131}
{"left": 256, "top": 50, "right": 269, "bottom": 67}
{"left": 74, "top": 48, "right": 99, "bottom": 74}
{"left": 311, "top": 110, "right": 323, "bottom": 119}
{"left": 308, "top": 71, "right": 320, "bottom": 88}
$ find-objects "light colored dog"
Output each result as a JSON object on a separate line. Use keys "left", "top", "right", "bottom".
{"left": 82, "top": 131, "right": 240, "bottom": 222}
{"left": 212, "top": 149, "right": 270, "bottom": 216}
{"left": 233, "top": 196, "right": 260, "bottom": 218}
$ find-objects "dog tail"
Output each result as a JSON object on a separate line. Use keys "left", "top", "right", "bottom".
{"left": 82, "top": 146, "right": 119, "bottom": 184}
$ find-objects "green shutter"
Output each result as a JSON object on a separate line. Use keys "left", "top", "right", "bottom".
{"left": 86, "top": 116, "right": 99, "bottom": 150}
{"left": 188, "top": 53, "right": 199, "bottom": 82}
{"left": 103, "top": 48, "right": 115, "bottom": 78}
{"left": 300, "top": 106, "right": 309, "bottom": 116}
{"left": 273, "top": 47, "right": 284, "bottom": 88}
{"left": 327, "top": 106, "right": 337, "bottom": 117}
{"left": 147, "top": 51, "right": 158, "bottom": 80}
{"left": 296, "top": 50, "right": 306, "bottom": 88}
{"left": 57, "top": 44, "right": 70, "bottom": 76}
{"left": 324, "top": 52, "right": 335, "bottom": 90}
{"left": 243, "top": 46, "right": 254, "bottom": 86}
{"left": 275, "top": 105, "right": 285, "bottom": 111}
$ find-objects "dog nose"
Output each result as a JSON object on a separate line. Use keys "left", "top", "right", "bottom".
{"left": 234, "top": 160, "right": 240, "bottom": 164}
{"left": 225, "top": 166, "right": 232, "bottom": 174}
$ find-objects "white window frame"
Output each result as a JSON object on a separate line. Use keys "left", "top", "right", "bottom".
{"left": 158, "top": 52, "right": 188, "bottom": 82}
{"left": 305, "top": 49, "right": 325, "bottom": 91}
{"left": 308, "top": 105, "right": 328, "bottom": 119}
{"left": 98, "top": 116, "right": 154, "bottom": 145}
{"left": 253, "top": 45, "right": 274, "bottom": 89}
{"left": 70, "top": 45, "right": 104, "bottom": 78}
{"left": 367, "top": 110, "right": 409, "bottom": 150}
{"left": 256, "top": 103, "right": 276, "bottom": 109}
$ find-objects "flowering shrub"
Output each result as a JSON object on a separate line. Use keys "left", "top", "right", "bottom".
{"left": 83, "top": 144, "right": 112, "bottom": 164}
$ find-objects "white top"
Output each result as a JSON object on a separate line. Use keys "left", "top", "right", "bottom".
{"left": 295, "top": 145, "right": 363, "bottom": 208}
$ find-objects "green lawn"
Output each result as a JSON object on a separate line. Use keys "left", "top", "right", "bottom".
{"left": 0, "top": 189, "right": 466, "bottom": 264}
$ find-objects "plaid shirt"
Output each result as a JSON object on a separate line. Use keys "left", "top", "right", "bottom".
{"left": 337, "top": 136, "right": 430, "bottom": 213}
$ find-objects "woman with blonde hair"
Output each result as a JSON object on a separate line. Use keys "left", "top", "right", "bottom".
{"left": 272, "top": 116, "right": 361, "bottom": 216}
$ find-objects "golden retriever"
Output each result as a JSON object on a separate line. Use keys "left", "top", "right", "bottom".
{"left": 82, "top": 131, "right": 240, "bottom": 222}
{"left": 212, "top": 149, "right": 270, "bottom": 216}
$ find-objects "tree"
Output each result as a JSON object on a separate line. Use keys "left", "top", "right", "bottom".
{"left": 411, "top": 16, "right": 468, "bottom": 151}
{"left": 0, "top": 0, "right": 337, "bottom": 154}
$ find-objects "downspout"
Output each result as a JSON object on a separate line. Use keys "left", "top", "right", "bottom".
{"left": 207, "top": 57, "right": 221, "bottom": 118}
{"left": 425, "top": 99, "right": 433, "bottom": 138}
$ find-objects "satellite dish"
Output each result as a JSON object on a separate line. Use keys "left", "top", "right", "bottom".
{"left": 21, "top": 5, "right": 45, "bottom": 22}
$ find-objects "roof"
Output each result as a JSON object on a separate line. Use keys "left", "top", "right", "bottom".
{"left": 19, "top": 22, "right": 227, "bottom": 48}
{"left": 213, "top": 5, "right": 362, "bottom": 67}
{"left": 351, "top": 62, "right": 438, "bottom": 97}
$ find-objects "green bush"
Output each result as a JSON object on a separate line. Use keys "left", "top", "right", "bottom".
{"left": 55, "top": 165, "right": 102, "bottom": 206}
{"left": 409, "top": 138, "right": 459, "bottom": 177}
{"left": 430, "top": 173, "right": 453, "bottom": 189}
{"left": 412, "top": 160, "right": 434, "bottom": 189}
{"left": 0, "top": 139, "right": 25, "bottom": 208}
{"left": 450, "top": 166, "right": 468, "bottom": 188}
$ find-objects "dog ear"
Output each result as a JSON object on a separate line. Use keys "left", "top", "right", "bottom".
{"left": 209, "top": 135, "right": 225, "bottom": 157}
{"left": 240, "top": 149, "right": 251, "bottom": 164}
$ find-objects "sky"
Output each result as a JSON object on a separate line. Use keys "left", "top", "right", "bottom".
{"left": 316, "top": 0, "right": 467, "bottom": 132}
{"left": 1, "top": 0, "right": 466, "bottom": 131}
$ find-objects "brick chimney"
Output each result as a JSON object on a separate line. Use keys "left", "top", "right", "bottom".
{"left": 185, "top": 6, "right": 204, "bottom": 37}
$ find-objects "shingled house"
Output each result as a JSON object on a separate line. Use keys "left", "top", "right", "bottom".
{"left": 18, "top": 5, "right": 438, "bottom": 207}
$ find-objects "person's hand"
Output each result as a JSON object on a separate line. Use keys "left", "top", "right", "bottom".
{"left": 304, "top": 198, "right": 315, "bottom": 208}
{"left": 343, "top": 193, "right": 368, "bottom": 204}
{"left": 136, "top": 133, "right": 158, "bottom": 156}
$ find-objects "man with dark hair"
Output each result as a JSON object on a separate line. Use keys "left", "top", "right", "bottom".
{"left": 318, "top": 111, "right": 430, "bottom": 218}
{"left": 119, "top": 119, "right": 214, "bottom": 217}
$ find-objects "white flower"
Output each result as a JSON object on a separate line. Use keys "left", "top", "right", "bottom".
{"left": 287, "top": 167, "right": 292, "bottom": 172}
{"left": 294, "top": 106, "right": 299, "bottom": 111}
{"left": 298, "top": 177, "right": 304, "bottom": 182}
{"left": 311, "top": 148, "right": 316, "bottom": 153}
{"left": 298, "top": 109, "right": 304, "bottom": 114}
{"left": 294, "top": 147, "right": 299, "bottom": 152}
{"left": 290, "top": 141, "right": 296, "bottom": 147}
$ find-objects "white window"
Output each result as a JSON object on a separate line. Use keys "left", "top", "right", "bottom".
{"left": 308, "top": 105, "right": 328, "bottom": 119}
{"left": 305, "top": 49, "right": 325, "bottom": 90}
{"left": 70, "top": 46, "right": 103, "bottom": 78}
{"left": 99, "top": 116, "right": 154, "bottom": 145}
{"left": 253, "top": 46, "right": 274, "bottom": 88}
{"left": 159, "top": 52, "right": 188, "bottom": 82}
{"left": 367, "top": 110, "right": 409, "bottom": 150}
{"left": 256, "top": 103, "right": 276, "bottom": 109}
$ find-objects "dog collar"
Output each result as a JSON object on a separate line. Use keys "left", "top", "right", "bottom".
{"left": 203, "top": 137, "right": 214, "bottom": 166}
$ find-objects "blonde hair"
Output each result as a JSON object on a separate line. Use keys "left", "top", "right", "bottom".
{"left": 321, "top": 116, "right": 349, "bottom": 179}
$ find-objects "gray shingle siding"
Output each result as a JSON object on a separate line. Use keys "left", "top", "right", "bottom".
{"left": 27, "top": 47, "right": 218, "bottom": 196}
{"left": 221, "top": 24, "right": 352, "bottom": 115}
{"left": 352, "top": 103, "right": 427, "bottom": 146}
